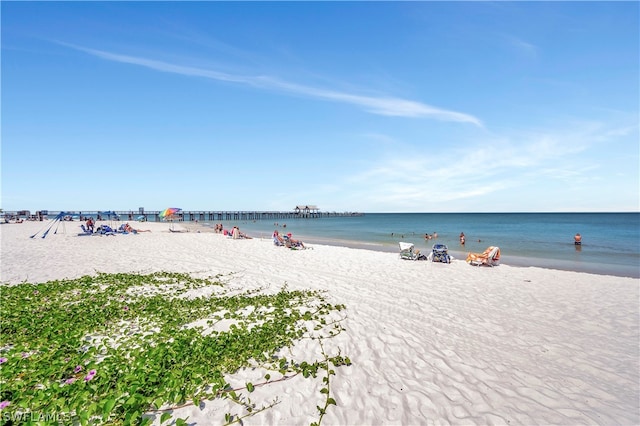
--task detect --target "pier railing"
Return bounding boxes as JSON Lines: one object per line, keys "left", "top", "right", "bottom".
{"left": 5, "top": 210, "right": 364, "bottom": 222}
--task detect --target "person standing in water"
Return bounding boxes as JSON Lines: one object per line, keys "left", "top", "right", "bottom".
{"left": 574, "top": 233, "right": 582, "bottom": 245}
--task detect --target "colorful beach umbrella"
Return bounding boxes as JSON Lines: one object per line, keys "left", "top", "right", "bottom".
{"left": 159, "top": 207, "right": 182, "bottom": 219}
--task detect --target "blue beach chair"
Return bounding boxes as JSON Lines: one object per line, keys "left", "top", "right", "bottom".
{"left": 78, "top": 224, "right": 93, "bottom": 236}
{"left": 96, "top": 225, "right": 116, "bottom": 236}
{"left": 428, "top": 244, "right": 451, "bottom": 263}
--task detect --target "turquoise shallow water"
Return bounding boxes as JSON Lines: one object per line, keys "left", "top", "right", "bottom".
{"left": 203, "top": 213, "right": 639, "bottom": 278}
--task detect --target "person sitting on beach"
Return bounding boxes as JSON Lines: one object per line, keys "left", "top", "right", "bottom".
{"left": 273, "top": 230, "right": 286, "bottom": 246}
{"left": 466, "top": 246, "right": 501, "bottom": 266}
{"left": 574, "top": 233, "right": 582, "bottom": 245}
{"left": 86, "top": 218, "right": 95, "bottom": 232}
{"left": 285, "top": 233, "right": 305, "bottom": 249}
{"left": 230, "top": 226, "right": 252, "bottom": 239}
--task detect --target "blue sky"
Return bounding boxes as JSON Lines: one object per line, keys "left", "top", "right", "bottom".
{"left": 2, "top": 2, "right": 638, "bottom": 213}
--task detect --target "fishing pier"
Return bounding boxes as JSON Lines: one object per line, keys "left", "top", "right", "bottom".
{"left": 5, "top": 206, "right": 363, "bottom": 223}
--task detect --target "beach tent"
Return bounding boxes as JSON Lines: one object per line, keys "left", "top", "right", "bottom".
{"left": 30, "top": 212, "right": 67, "bottom": 239}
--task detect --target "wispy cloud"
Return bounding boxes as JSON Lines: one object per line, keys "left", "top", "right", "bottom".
{"left": 501, "top": 34, "right": 538, "bottom": 59}
{"left": 337, "top": 120, "right": 627, "bottom": 210}
{"left": 59, "top": 42, "right": 482, "bottom": 126}
{"left": 509, "top": 37, "right": 538, "bottom": 57}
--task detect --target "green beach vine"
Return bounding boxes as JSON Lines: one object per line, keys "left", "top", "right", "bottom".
{"left": 0, "top": 272, "right": 350, "bottom": 425}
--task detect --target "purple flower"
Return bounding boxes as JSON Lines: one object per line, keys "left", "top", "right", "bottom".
{"left": 0, "top": 401, "right": 10, "bottom": 409}
{"left": 65, "top": 378, "right": 76, "bottom": 385}
{"left": 0, "top": 357, "right": 7, "bottom": 364}
{"left": 21, "top": 352, "right": 29, "bottom": 358}
{"left": 84, "top": 369, "right": 97, "bottom": 381}
{"left": 74, "top": 365, "right": 82, "bottom": 373}
{"left": 123, "top": 306, "right": 129, "bottom": 311}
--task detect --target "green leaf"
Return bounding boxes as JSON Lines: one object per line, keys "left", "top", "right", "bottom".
{"left": 160, "top": 412, "right": 172, "bottom": 424}
{"left": 0, "top": 272, "right": 350, "bottom": 426}
{"left": 125, "top": 394, "right": 138, "bottom": 406}
{"left": 102, "top": 397, "right": 116, "bottom": 420}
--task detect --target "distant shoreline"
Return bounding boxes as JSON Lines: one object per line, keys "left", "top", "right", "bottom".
{"left": 187, "top": 223, "right": 640, "bottom": 279}
{"left": 5, "top": 213, "right": 638, "bottom": 279}
{"left": 290, "top": 236, "right": 640, "bottom": 279}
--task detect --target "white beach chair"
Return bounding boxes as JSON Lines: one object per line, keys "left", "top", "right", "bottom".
{"left": 399, "top": 242, "right": 426, "bottom": 260}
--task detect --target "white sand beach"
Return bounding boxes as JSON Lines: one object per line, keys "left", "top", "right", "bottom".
{"left": 1, "top": 220, "right": 638, "bottom": 425}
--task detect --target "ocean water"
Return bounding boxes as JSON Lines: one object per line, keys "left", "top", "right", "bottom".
{"left": 207, "top": 213, "right": 640, "bottom": 278}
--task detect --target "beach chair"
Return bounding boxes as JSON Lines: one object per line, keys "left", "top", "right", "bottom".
{"left": 169, "top": 224, "right": 188, "bottom": 233}
{"left": 399, "top": 242, "right": 426, "bottom": 260}
{"left": 466, "top": 246, "right": 501, "bottom": 267}
{"left": 78, "top": 224, "right": 93, "bottom": 236}
{"left": 96, "top": 225, "right": 116, "bottom": 236}
{"left": 428, "top": 244, "right": 451, "bottom": 263}
{"left": 283, "top": 235, "right": 306, "bottom": 249}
